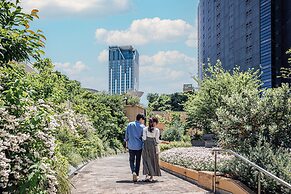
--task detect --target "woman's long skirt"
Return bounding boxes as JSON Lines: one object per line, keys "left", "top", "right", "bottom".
{"left": 142, "top": 137, "right": 161, "bottom": 176}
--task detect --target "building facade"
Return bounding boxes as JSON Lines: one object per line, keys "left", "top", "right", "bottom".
{"left": 108, "top": 46, "right": 139, "bottom": 94}
{"left": 198, "top": 0, "right": 291, "bottom": 88}
{"left": 183, "top": 84, "right": 194, "bottom": 92}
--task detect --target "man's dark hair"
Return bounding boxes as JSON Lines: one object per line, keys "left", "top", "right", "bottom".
{"left": 136, "top": 113, "right": 145, "bottom": 121}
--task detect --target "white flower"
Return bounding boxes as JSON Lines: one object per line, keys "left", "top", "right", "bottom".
{"left": 38, "top": 99, "right": 45, "bottom": 104}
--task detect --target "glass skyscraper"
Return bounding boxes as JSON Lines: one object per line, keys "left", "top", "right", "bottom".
{"left": 108, "top": 46, "right": 139, "bottom": 94}
{"left": 198, "top": 0, "right": 291, "bottom": 88}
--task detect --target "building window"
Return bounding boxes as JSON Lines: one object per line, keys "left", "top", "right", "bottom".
{"left": 216, "top": 3, "right": 221, "bottom": 11}
{"left": 246, "top": 21, "right": 252, "bottom": 29}
{"left": 246, "top": 33, "right": 252, "bottom": 42}
{"left": 246, "top": 9, "right": 252, "bottom": 17}
{"left": 246, "top": 57, "right": 253, "bottom": 64}
{"left": 246, "top": 45, "right": 253, "bottom": 53}
{"left": 216, "top": 33, "right": 221, "bottom": 41}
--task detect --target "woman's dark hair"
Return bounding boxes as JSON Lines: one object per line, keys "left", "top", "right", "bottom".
{"left": 148, "top": 117, "right": 159, "bottom": 132}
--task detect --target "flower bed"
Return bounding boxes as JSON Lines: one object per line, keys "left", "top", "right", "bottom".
{"left": 160, "top": 147, "right": 232, "bottom": 171}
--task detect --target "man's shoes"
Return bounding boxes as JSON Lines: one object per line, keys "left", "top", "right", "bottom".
{"left": 132, "top": 172, "right": 137, "bottom": 182}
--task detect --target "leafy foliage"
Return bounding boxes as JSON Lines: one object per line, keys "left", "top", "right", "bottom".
{"left": 161, "top": 113, "right": 189, "bottom": 142}
{"left": 0, "top": 1, "right": 128, "bottom": 192}
{"left": 0, "top": 0, "right": 45, "bottom": 64}
{"left": 147, "top": 92, "right": 188, "bottom": 111}
{"left": 0, "top": 59, "right": 128, "bottom": 194}
{"left": 0, "top": 64, "right": 57, "bottom": 193}
{"left": 279, "top": 48, "right": 291, "bottom": 80}
{"left": 221, "top": 142, "right": 291, "bottom": 194}
{"left": 212, "top": 84, "right": 290, "bottom": 151}
{"left": 185, "top": 61, "right": 260, "bottom": 134}
{"left": 159, "top": 141, "right": 191, "bottom": 152}
{"left": 123, "top": 93, "right": 140, "bottom": 105}
{"left": 185, "top": 61, "right": 290, "bottom": 192}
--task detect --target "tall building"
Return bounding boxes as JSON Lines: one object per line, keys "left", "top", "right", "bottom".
{"left": 198, "top": 0, "right": 291, "bottom": 88}
{"left": 108, "top": 46, "right": 139, "bottom": 94}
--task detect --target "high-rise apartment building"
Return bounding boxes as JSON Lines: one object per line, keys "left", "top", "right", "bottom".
{"left": 108, "top": 46, "right": 139, "bottom": 94}
{"left": 198, "top": 0, "right": 291, "bottom": 88}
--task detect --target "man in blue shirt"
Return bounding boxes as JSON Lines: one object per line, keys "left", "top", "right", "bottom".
{"left": 124, "top": 113, "right": 145, "bottom": 182}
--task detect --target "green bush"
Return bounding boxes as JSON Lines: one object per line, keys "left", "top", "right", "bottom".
{"left": 211, "top": 84, "right": 291, "bottom": 193}
{"left": 181, "top": 134, "right": 191, "bottom": 142}
{"left": 0, "top": 0, "right": 45, "bottom": 64}
{"left": 212, "top": 84, "right": 290, "bottom": 151}
{"left": 185, "top": 61, "right": 260, "bottom": 134}
{"left": 161, "top": 112, "right": 190, "bottom": 142}
{"left": 0, "top": 1, "right": 128, "bottom": 193}
{"left": 54, "top": 144, "right": 70, "bottom": 194}
{"left": 162, "top": 127, "right": 182, "bottom": 141}
{"left": 221, "top": 142, "right": 291, "bottom": 194}
{"left": 185, "top": 62, "right": 290, "bottom": 193}
{"left": 147, "top": 92, "right": 188, "bottom": 111}
{"left": 0, "top": 64, "right": 58, "bottom": 193}
{"left": 160, "top": 141, "right": 192, "bottom": 152}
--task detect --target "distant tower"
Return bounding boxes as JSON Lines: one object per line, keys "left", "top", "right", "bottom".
{"left": 108, "top": 46, "right": 139, "bottom": 94}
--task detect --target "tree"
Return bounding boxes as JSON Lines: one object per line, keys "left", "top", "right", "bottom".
{"left": 280, "top": 48, "right": 291, "bottom": 80}
{"left": 185, "top": 61, "right": 261, "bottom": 133}
{"left": 170, "top": 92, "right": 188, "bottom": 111}
{"left": 0, "top": 0, "right": 45, "bottom": 64}
{"left": 147, "top": 92, "right": 188, "bottom": 111}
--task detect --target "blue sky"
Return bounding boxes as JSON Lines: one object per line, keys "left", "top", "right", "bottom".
{"left": 23, "top": 0, "right": 199, "bottom": 104}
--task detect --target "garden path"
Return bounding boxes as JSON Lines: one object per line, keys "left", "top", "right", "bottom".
{"left": 70, "top": 154, "right": 209, "bottom": 194}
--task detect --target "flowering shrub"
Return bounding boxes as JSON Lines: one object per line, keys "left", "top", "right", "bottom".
{"left": 0, "top": 1, "right": 128, "bottom": 193}
{"left": 54, "top": 107, "right": 115, "bottom": 167}
{"left": 160, "top": 147, "right": 232, "bottom": 171}
{"left": 0, "top": 94, "right": 58, "bottom": 193}
{"left": 0, "top": 62, "right": 127, "bottom": 193}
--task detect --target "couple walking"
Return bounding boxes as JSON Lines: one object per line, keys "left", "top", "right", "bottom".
{"left": 124, "top": 113, "right": 161, "bottom": 182}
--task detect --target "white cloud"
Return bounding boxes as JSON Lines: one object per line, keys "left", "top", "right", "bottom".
{"left": 139, "top": 51, "right": 197, "bottom": 94}
{"left": 98, "top": 49, "right": 108, "bottom": 64}
{"left": 95, "top": 17, "right": 197, "bottom": 47}
{"left": 140, "top": 50, "right": 195, "bottom": 68}
{"left": 186, "top": 31, "right": 197, "bottom": 48}
{"left": 80, "top": 76, "right": 107, "bottom": 91}
{"left": 53, "top": 61, "right": 107, "bottom": 90}
{"left": 185, "top": 17, "right": 198, "bottom": 48}
{"left": 22, "top": 0, "right": 131, "bottom": 17}
{"left": 54, "top": 61, "right": 87, "bottom": 76}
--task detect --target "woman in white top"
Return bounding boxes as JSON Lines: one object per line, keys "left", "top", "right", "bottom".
{"left": 142, "top": 117, "right": 161, "bottom": 182}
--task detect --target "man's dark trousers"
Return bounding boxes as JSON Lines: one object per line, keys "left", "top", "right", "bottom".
{"left": 129, "top": 149, "right": 142, "bottom": 176}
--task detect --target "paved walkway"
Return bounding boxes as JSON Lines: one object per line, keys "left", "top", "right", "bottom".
{"left": 70, "top": 154, "right": 208, "bottom": 194}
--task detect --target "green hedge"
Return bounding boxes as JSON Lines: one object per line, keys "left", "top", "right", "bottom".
{"left": 160, "top": 141, "right": 192, "bottom": 152}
